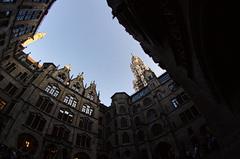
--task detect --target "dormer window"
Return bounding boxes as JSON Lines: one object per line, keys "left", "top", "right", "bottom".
{"left": 45, "top": 84, "right": 60, "bottom": 97}
{"left": 56, "top": 73, "right": 66, "bottom": 83}
{"left": 72, "top": 83, "right": 81, "bottom": 93}
{"left": 63, "top": 95, "right": 77, "bottom": 108}
{"left": 87, "top": 92, "right": 94, "bottom": 100}
{"left": 82, "top": 104, "right": 93, "bottom": 116}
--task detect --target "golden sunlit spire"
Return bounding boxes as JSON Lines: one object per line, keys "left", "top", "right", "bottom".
{"left": 130, "top": 55, "right": 156, "bottom": 91}
{"left": 22, "top": 32, "right": 47, "bottom": 47}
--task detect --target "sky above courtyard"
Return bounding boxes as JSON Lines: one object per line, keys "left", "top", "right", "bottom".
{"left": 25, "top": 0, "right": 165, "bottom": 106}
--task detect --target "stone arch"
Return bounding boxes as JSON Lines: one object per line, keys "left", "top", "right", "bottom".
{"left": 153, "top": 142, "right": 174, "bottom": 159}
{"left": 73, "top": 152, "right": 91, "bottom": 159}
{"left": 17, "top": 133, "right": 38, "bottom": 154}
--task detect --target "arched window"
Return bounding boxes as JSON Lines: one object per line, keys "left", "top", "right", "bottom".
{"left": 82, "top": 104, "right": 93, "bottom": 115}
{"left": 136, "top": 130, "right": 145, "bottom": 141}
{"left": 45, "top": 84, "right": 60, "bottom": 97}
{"left": 120, "top": 117, "right": 128, "bottom": 128}
{"left": 122, "top": 132, "right": 130, "bottom": 143}
{"left": 25, "top": 112, "right": 46, "bottom": 132}
{"left": 76, "top": 134, "right": 91, "bottom": 148}
{"left": 151, "top": 124, "right": 163, "bottom": 136}
{"left": 35, "top": 96, "right": 54, "bottom": 113}
{"left": 134, "top": 116, "right": 141, "bottom": 126}
{"left": 64, "top": 95, "right": 77, "bottom": 107}
{"left": 51, "top": 125, "right": 70, "bottom": 141}
{"left": 79, "top": 117, "right": 92, "bottom": 131}
{"left": 143, "top": 97, "right": 152, "bottom": 106}
{"left": 57, "top": 108, "right": 74, "bottom": 123}
{"left": 119, "top": 106, "right": 126, "bottom": 114}
{"left": 147, "top": 109, "right": 158, "bottom": 121}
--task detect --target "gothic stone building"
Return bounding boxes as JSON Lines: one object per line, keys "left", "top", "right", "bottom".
{"left": 106, "top": 1, "right": 240, "bottom": 158}
{"left": 0, "top": 51, "right": 208, "bottom": 159}
{"left": 0, "top": 51, "right": 106, "bottom": 159}
{"left": 0, "top": 1, "right": 214, "bottom": 159}
{"left": 0, "top": 0, "right": 55, "bottom": 58}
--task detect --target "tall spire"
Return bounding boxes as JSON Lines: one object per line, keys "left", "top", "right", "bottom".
{"left": 130, "top": 55, "right": 156, "bottom": 91}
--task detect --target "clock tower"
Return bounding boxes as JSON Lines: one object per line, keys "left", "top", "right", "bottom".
{"left": 130, "top": 55, "right": 156, "bottom": 91}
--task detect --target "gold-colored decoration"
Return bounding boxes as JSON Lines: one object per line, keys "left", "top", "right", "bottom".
{"left": 22, "top": 32, "right": 46, "bottom": 47}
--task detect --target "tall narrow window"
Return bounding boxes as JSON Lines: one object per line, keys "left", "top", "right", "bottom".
{"left": 5, "top": 63, "right": 16, "bottom": 73}
{"left": 45, "top": 84, "right": 60, "bottom": 97}
{"left": 81, "top": 104, "right": 93, "bottom": 116}
{"left": 76, "top": 134, "right": 91, "bottom": 148}
{"left": 51, "top": 126, "right": 70, "bottom": 141}
{"left": 35, "top": 96, "right": 54, "bottom": 113}
{"left": 63, "top": 95, "right": 77, "bottom": 107}
{"left": 79, "top": 117, "right": 92, "bottom": 131}
{"left": 57, "top": 108, "right": 74, "bottom": 123}
{"left": 4, "top": 83, "right": 18, "bottom": 96}
{"left": 25, "top": 113, "right": 46, "bottom": 132}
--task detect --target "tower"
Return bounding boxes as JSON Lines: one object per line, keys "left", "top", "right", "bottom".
{"left": 130, "top": 55, "right": 156, "bottom": 91}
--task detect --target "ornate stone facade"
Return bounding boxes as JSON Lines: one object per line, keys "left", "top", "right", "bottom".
{"left": 0, "top": 0, "right": 224, "bottom": 159}
{"left": 0, "top": 50, "right": 210, "bottom": 159}
{"left": 106, "top": 0, "right": 240, "bottom": 158}
{"left": 130, "top": 55, "right": 156, "bottom": 91}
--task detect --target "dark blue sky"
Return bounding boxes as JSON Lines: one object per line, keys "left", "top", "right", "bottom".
{"left": 26, "top": 0, "right": 165, "bottom": 105}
